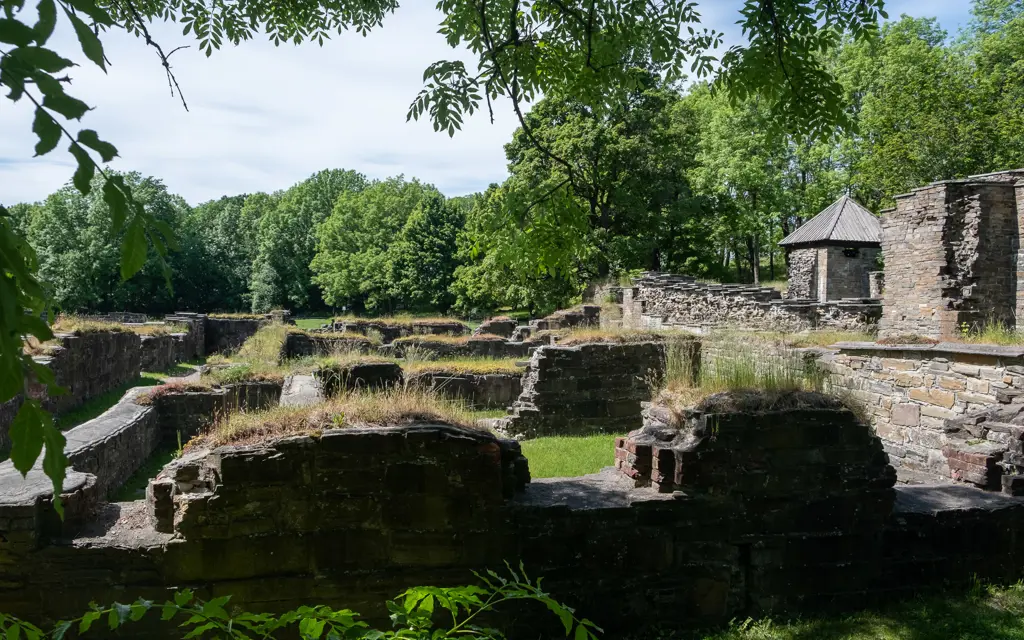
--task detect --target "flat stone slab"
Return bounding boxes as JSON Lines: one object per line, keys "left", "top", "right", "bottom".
{"left": 894, "top": 484, "right": 1024, "bottom": 515}
{"left": 63, "top": 387, "right": 152, "bottom": 455}
{"left": 0, "top": 460, "right": 91, "bottom": 507}
{"left": 280, "top": 375, "right": 323, "bottom": 407}
{"left": 834, "top": 341, "right": 1024, "bottom": 359}
{"left": 515, "top": 467, "right": 676, "bottom": 510}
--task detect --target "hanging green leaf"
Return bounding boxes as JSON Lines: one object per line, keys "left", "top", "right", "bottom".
{"left": 33, "top": 0, "right": 56, "bottom": 44}
{"left": 42, "top": 93, "right": 90, "bottom": 120}
{"left": 31, "top": 108, "right": 61, "bottom": 156}
{"left": 8, "top": 400, "right": 43, "bottom": 476}
{"left": 9, "top": 46, "right": 74, "bottom": 73}
{"left": 77, "top": 129, "right": 118, "bottom": 162}
{"left": 68, "top": 142, "right": 96, "bottom": 194}
{"left": 120, "top": 216, "right": 148, "bottom": 279}
{"left": 0, "top": 17, "right": 36, "bottom": 46}
{"left": 63, "top": 8, "right": 107, "bottom": 71}
{"left": 41, "top": 419, "right": 66, "bottom": 519}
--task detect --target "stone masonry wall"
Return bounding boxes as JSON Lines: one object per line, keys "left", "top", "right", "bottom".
{"left": 28, "top": 331, "right": 141, "bottom": 416}
{"left": 3, "top": 403, "right": 1024, "bottom": 634}
{"left": 406, "top": 372, "right": 523, "bottom": 409}
{"left": 497, "top": 341, "right": 687, "bottom": 439}
{"left": 284, "top": 332, "right": 374, "bottom": 358}
{"left": 639, "top": 283, "right": 879, "bottom": 333}
{"left": 821, "top": 246, "right": 880, "bottom": 302}
{"left": 880, "top": 180, "right": 1020, "bottom": 339}
{"left": 820, "top": 342, "right": 1024, "bottom": 484}
{"left": 140, "top": 334, "right": 177, "bottom": 372}
{"left": 0, "top": 394, "right": 23, "bottom": 452}
{"left": 785, "top": 247, "right": 817, "bottom": 300}
{"left": 204, "top": 317, "right": 267, "bottom": 354}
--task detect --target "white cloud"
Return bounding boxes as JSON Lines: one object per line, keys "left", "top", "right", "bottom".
{"left": 0, "top": 1, "right": 974, "bottom": 206}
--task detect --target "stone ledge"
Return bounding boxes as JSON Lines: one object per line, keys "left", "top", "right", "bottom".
{"left": 833, "top": 341, "right": 1024, "bottom": 359}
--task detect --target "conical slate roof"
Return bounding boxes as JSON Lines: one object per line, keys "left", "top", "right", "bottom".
{"left": 779, "top": 195, "right": 881, "bottom": 247}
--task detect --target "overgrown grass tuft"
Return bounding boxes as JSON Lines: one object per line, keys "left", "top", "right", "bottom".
{"left": 236, "top": 323, "right": 289, "bottom": 365}
{"left": 392, "top": 334, "right": 505, "bottom": 345}
{"left": 521, "top": 435, "right": 617, "bottom": 478}
{"left": 558, "top": 328, "right": 688, "bottom": 346}
{"left": 49, "top": 315, "right": 135, "bottom": 335}
{"left": 958, "top": 320, "right": 1024, "bottom": 346}
{"left": 193, "top": 387, "right": 479, "bottom": 448}
{"left": 404, "top": 358, "right": 523, "bottom": 376}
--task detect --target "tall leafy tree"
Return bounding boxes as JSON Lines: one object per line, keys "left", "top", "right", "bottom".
{"left": 388, "top": 193, "right": 465, "bottom": 312}
{"left": 311, "top": 176, "right": 439, "bottom": 313}
{"left": 249, "top": 169, "right": 366, "bottom": 312}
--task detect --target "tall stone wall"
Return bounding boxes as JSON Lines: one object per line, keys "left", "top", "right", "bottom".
{"left": 497, "top": 341, "right": 684, "bottom": 439}
{"left": 0, "top": 395, "right": 22, "bottom": 452}
{"left": 785, "top": 247, "right": 817, "bottom": 299}
{"left": 284, "top": 332, "right": 374, "bottom": 358}
{"left": 880, "top": 178, "right": 1021, "bottom": 339}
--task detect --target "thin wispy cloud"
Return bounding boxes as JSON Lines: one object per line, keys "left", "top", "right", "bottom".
{"left": 0, "top": 1, "right": 973, "bottom": 206}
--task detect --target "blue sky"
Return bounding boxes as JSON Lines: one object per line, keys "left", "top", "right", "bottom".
{"left": 0, "top": 1, "right": 976, "bottom": 206}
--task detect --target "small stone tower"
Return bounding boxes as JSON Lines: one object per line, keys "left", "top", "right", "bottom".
{"left": 780, "top": 195, "right": 882, "bottom": 302}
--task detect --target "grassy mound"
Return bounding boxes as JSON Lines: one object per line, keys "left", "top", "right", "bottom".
{"left": 192, "top": 388, "right": 479, "bottom": 448}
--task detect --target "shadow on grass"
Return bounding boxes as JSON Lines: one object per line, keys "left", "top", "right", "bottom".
{"left": 639, "top": 583, "right": 1024, "bottom": 640}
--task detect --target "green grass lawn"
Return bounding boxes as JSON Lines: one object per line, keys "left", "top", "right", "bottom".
{"left": 628, "top": 583, "right": 1024, "bottom": 640}
{"left": 520, "top": 434, "right": 617, "bottom": 478}
{"left": 294, "top": 317, "right": 331, "bottom": 330}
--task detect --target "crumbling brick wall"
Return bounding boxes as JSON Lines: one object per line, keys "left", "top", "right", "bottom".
{"left": 785, "top": 247, "right": 817, "bottom": 299}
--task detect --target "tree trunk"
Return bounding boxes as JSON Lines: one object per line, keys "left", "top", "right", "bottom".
{"left": 746, "top": 235, "right": 760, "bottom": 285}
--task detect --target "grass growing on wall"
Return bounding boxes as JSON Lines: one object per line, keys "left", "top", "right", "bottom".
{"left": 193, "top": 387, "right": 479, "bottom": 448}
{"left": 631, "top": 582, "right": 1024, "bottom": 640}
{"left": 520, "top": 435, "right": 617, "bottom": 478}
{"left": 235, "top": 323, "right": 289, "bottom": 365}
{"left": 404, "top": 358, "right": 524, "bottom": 375}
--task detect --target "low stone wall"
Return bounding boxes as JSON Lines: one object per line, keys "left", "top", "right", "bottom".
{"left": 151, "top": 382, "right": 283, "bottom": 446}
{"left": 314, "top": 362, "right": 404, "bottom": 396}
{"left": 284, "top": 332, "right": 374, "bottom": 358}
{"left": 204, "top": 317, "right": 267, "bottom": 354}
{"left": 473, "top": 317, "right": 518, "bottom": 338}
{"left": 497, "top": 341, "right": 682, "bottom": 439}
{"left": 28, "top": 330, "right": 142, "bottom": 416}
{"left": 139, "top": 334, "right": 177, "bottom": 372}
{"left": 382, "top": 337, "right": 530, "bottom": 359}
{"left": 820, "top": 342, "right": 1024, "bottom": 486}
{"left": 407, "top": 371, "right": 523, "bottom": 409}
{"left": 328, "top": 319, "right": 469, "bottom": 344}
{"left": 531, "top": 305, "right": 600, "bottom": 331}
{"left": 4, "top": 395, "right": 1024, "bottom": 634}
{"left": 165, "top": 313, "right": 207, "bottom": 360}
{"left": 624, "top": 271, "right": 881, "bottom": 333}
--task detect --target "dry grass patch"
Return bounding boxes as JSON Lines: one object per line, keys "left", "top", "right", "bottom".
{"left": 393, "top": 333, "right": 505, "bottom": 345}
{"left": 786, "top": 329, "right": 876, "bottom": 348}
{"left": 202, "top": 364, "right": 286, "bottom": 386}
{"left": 877, "top": 334, "right": 940, "bottom": 345}
{"left": 127, "top": 322, "right": 189, "bottom": 336}
{"left": 136, "top": 380, "right": 214, "bottom": 405}
{"left": 193, "top": 387, "right": 479, "bottom": 448}
{"left": 236, "top": 323, "right": 289, "bottom": 365}
{"left": 50, "top": 315, "right": 134, "bottom": 335}
{"left": 404, "top": 358, "right": 523, "bottom": 376}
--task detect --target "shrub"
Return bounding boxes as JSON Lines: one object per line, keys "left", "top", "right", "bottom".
{"left": 0, "top": 565, "right": 600, "bottom": 639}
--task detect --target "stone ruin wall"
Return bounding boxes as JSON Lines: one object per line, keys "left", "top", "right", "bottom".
{"left": 820, "top": 343, "right": 1024, "bottom": 490}
{"left": 785, "top": 247, "right": 817, "bottom": 299}
{"left": 819, "top": 245, "right": 881, "bottom": 302}
{"left": 406, "top": 372, "right": 523, "bottom": 409}
{"left": 497, "top": 341, "right": 691, "bottom": 439}
{"left": 879, "top": 177, "right": 1021, "bottom": 339}
{"left": 625, "top": 274, "right": 880, "bottom": 334}
{"left": 204, "top": 317, "right": 268, "bottom": 353}
{"left": 4, "top": 395, "right": 1024, "bottom": 635}
{"left": 786, "top": 246, "right": 880, "bottom": 302}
